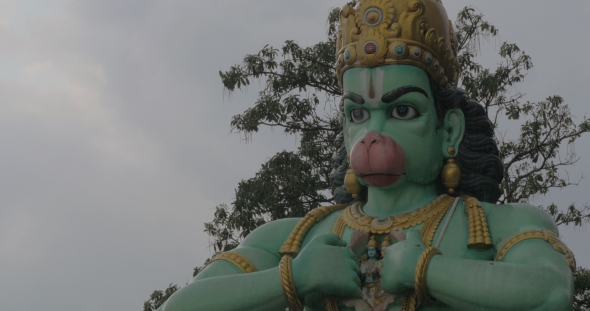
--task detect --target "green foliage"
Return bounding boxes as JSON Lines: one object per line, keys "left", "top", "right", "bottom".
{"left": 575, "top": 267, "right": 590, "bottom": 310}
{"left": 455, "top": 8, "right": 590, "bottom": 225}
{"left": 209, "top": 6, "right": 349, "bottom": 254}
{"left": 143, "top": 284, "right": 179, "bottom": 311}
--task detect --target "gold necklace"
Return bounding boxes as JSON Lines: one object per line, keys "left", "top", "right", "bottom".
{"left": 335, "top": 195, "right": 454, "bottom": 235}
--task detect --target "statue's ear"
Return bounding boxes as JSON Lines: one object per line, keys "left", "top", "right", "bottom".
{"left": 441, "top": 108, "right": 465, "bottom": 157}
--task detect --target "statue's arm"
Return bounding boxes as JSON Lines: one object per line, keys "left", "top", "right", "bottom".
{"left": 425, "top": 204, "right": 573, "bottom": 311}
{"left": 158, "top": 218, "right": 301, "bottom": 311}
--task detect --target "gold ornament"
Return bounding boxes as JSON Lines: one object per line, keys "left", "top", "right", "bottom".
{"left": 367, "top": 234, "right": 378, "bottom": 249}
{"left": 339, "top": 195, "right": 454, "bottom": 234}
{"left": 280, "top": 205, "right": 348, "bottom": 256}
{"left": 496, "top": 230, "right": 576, "bottom": 272}
{"left": 463, "top": 196, "right": 493, "bottom": 251}
{"left": 381, "top": 236, "right": 391, "bottom": 251}
{"left": 344, "top": 156, "right": 363, "bottom": 199}
{"left": 207, "top": 252, "right": 258, "bottom": 274}
{"left": 332, "top": 214, "right": 348, "bottom": 238}
{"left": 441, "top": 146, "right": 461, "bottom": 195}
{"left": 336, "top": 0, "right": 459, "bottom": 88}
{"left": 414, "top": 246, "right": 442, "bottom": 306}
{"left": 401, "top": 293, "right": 418, "bottom": 311}
{"left": 419, "top": 198, "right": 452, "bottom": 247}
{"left": 324, "top": 299, "right": 339, "bottom": 311}
{"left": 279, "top": 255, "right": 304, "bottom": 311}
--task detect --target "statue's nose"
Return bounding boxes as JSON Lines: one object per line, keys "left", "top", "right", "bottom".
{"left": 360, "top": 131, "right": 382, "bottom": 151}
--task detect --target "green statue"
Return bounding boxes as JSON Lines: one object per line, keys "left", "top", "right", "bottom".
{"left": 159, "top": 0, "right": 575, "bottom": 310}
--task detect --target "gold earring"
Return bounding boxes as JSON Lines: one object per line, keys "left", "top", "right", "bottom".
{"left": 442, "top": 147, "right": 461, "bottom": 195}
{"left": 344, "top": 155, "right": 362, "bottom": 199}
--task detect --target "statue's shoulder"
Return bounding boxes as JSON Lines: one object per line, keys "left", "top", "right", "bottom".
{"left": 481, "top": 201, "right": 559, "bottom": 243}
{"left": 240, "top": 217, "right": 303, "bottom": 254}
{"left": 237, "top": 204, "right": 348, "bottom": 257}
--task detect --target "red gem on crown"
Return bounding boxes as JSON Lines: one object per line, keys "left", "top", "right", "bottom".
{"left": 365, "top": 43, "right": 377, "bottom": 55}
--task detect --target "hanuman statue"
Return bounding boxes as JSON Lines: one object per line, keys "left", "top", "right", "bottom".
{"left": 159, "top": 0, "right": 575, "bottom": 310}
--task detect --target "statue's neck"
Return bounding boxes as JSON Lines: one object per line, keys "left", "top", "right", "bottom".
{"left": 361, "top": 182, "right": 439, "bottom": 217}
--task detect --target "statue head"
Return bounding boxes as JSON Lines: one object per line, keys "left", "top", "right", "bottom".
{"left": 331, "top": 0, "right": 503, "bottom": 203}
{"left": 367, "top": 246, "right": 378, "bottom": 259}
{"left": 366, "top": 235, "right": 380, "bottom": 259}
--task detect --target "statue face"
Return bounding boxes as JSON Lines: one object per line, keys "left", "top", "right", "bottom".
{"left": 367, "top": 246, "right": 377, "bottom": 259}
{"left": 342, "top": 65, "right": 445, "bottom": 189}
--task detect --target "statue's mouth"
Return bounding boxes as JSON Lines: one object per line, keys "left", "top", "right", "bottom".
{"left": 360, "top": 173, "right": 406, "bottom": 187}
{"left": 351, "top": 131, "right": 407, "bottom": 188}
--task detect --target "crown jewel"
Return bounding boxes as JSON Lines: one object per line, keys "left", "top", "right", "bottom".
{"left": 336, "top": 0, "right": 459, "bottom": 88}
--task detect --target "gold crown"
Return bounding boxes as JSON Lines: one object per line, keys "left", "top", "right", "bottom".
{"left": 336, "top": 0, "right": 459, "bottom": 88}
{"left": 367, "top": 235, "right": 378, "bottom": 249}
{"left": 381, "top": 236, "right": 391, "bottom": 250}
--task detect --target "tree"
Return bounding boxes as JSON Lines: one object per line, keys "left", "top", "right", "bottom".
{"left": 575, "top": 267, "right": 590, "bottom": 311}
{"left": 146, "top": 3, "right": 590, "bottom": 310}
{"left": 143, "top": 284, "right": 179, "bottom": 311}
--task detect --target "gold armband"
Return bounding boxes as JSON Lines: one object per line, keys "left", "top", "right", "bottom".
{"left": 495, "top": 230, "right": 576, "bottom": 272}
{"left": 208, "top": 251, "right": 257, "bottom": 274}
{"left": 415, "top": 246, "right": 442, "bottom": 306}
{"left": 279, "top": 255, "right": 304, "bottom": 311}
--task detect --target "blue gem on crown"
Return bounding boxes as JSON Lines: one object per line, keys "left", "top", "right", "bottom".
{"left": 394, "top": 45, "right": 405, "bottom": 56}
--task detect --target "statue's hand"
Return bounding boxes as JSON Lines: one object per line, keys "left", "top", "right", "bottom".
{"left": 292, "top": 233, "right": 362, "bottom": 301}
{"left": 381, "top": 229, "right": 424, "bottom": 295}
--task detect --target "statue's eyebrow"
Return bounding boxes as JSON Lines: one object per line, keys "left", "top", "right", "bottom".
{"left": 343, "top": 92, "right": 365, "bottom": 105}
{"left": 382, "top": 86, "right": 428, "bottom": 103}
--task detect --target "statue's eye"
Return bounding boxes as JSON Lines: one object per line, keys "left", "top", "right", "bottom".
{"left": 391, "top": 105, "right": 418, "bottom": 120}
{"left": 350, "top": 108, "right": 370, "bottom": 123}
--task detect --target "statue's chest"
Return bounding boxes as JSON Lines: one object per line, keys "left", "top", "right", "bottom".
{"left": 294, "top": 199, "right": 495, "bottom": 311}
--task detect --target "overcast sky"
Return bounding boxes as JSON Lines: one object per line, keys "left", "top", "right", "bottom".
{"left": 0, "top": 1, "right": 588, "bottom": 310}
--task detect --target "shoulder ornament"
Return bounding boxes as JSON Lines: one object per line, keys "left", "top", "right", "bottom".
{"left": 463, "top": 196, "right": 493, "bottom": 251}
{"left": 495, "top": 229, "right": 576, "bottom": 272}
{"left": 208, "top": 251, "right": 258, "bottom": 274}
{"left": 279, "top": 205, "right": 348, "bottom": 256}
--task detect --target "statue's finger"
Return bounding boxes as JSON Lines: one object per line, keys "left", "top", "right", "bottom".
{"left": 349, "top": 230, "right": 370, "bottom": 251}
{"left": 313, "top": 233, "right": 346, "bottom": 247}
{"left": 349, "top": 257, "right": 361, "bottom": 275}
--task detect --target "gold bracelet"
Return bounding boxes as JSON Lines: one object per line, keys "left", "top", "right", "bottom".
{"left": 415, "top": 246, "right": 441, "bottom": 306}
{"left": 279, "top": 255, "right": 304, "bottom": 311}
